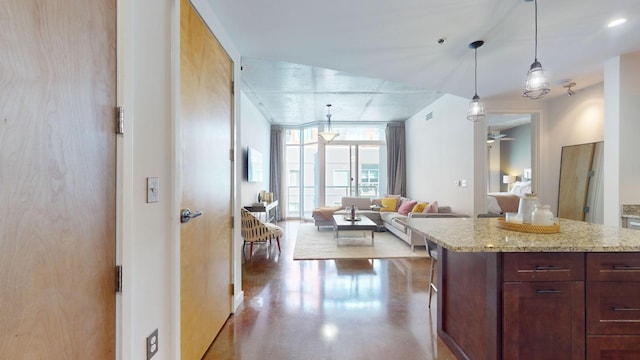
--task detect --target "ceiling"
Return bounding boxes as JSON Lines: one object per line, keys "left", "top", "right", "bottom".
{"left": 204, "top": 0, "right": 640, "bottom": 126}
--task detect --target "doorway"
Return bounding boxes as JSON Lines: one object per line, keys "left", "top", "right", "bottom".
{"left": 325, "top": 144, "right": 382, "bottom": 205}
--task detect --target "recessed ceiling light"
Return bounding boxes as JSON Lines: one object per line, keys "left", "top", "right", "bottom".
{"left": 608, "top": 18, "right": 627, "bottom": 28}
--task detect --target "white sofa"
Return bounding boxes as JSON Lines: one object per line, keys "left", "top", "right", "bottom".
{"left": 312, "top": 196, "right": 468, "bottom": 250}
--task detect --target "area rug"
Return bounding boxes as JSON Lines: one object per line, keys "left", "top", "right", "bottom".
{"left": 293, "top": 223, "right": 428, "bottom": 260}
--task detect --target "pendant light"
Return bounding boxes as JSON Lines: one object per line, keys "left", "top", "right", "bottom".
{"left": 523, "top": 0, "right": 550, "bottom": 99}
{"left": 318, "top": 104, "right": 339, "bottom": 142}
{"left": 467, "top": 40, "right": 485, "bottom": 122}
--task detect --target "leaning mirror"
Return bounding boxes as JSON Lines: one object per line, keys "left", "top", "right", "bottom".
{"left": 557, "top": 141, "right": 604, "bottom": 223}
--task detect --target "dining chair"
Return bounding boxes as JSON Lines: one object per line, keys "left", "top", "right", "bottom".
{"left": 426, "top": 237, "right": 438, "bottom": 308}
{"left": 240, "top": 208, "right": 284, "bottom": 259}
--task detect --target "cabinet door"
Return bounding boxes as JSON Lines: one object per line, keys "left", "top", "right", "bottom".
{"left": 587, "top": 336, "right": 640, "bottom": 360}
{"left": 503, "top": 282, "right": 585, "bottom": 360}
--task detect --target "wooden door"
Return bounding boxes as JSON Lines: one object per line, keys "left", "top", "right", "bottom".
{"left": 558, "top": 143, "right": 596, "bottom": 220}
{"left": 0, "top": 0, "right": 117, "bottom": 358}
{"left": 180, "top": 0, "right": 233, "bottom": 359}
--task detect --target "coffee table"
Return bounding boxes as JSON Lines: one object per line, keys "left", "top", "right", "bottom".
{"left": 332, "top": 214, "right": 377, "bottom": 246}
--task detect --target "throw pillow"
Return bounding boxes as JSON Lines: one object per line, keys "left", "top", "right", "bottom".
{"left": 398, "top": 200, "right": 417, "bottom": 215}
{"left": 398, "top": 196, "right": 410, "bottom": 211}
{"left": 384, "top": 194, "right": 401, "bottom": 209}
{"left": 412, "top": 202, "right": 428, "bottom": 213}
{"left": 380, "top": 197, "right": 398, "bottom": 212}
{"left": 424, "top": 200, "right": 439, "bottom": 213}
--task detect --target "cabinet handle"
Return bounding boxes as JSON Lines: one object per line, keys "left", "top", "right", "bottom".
{"left": 535, "top": 265, "right": 564, "bottom": 271}
{"left": 612, "top": 265, "right": 640, "bottom": 271}
{"left": 536, "top": 289, "right": 564, "bottom": 294}
{"left": 611, "top": 306, "right": 640, "bottom": 312}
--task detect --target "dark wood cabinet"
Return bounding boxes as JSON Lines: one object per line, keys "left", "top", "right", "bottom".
{"left": 503, "top": 282, "right": 585, "bottom": 360}
{"left": 502, "top": 253, "right": 585, "bottom": 360}
{"left": 587, "top": 336, "right": 640, "bottom": 359}
{"left": 438, "top": 250, "right": 640, "bottom": 360}
{"left": 586, "top": 253, "right": 640, "bottom": 360}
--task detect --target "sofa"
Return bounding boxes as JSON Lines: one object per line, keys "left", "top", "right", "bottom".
{"left": 312, "top": 196, "right": 468, "bottom": 250}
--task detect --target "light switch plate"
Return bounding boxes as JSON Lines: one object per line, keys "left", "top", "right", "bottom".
{"left": 147, "top": 177, "right": 159, "bottom": 203}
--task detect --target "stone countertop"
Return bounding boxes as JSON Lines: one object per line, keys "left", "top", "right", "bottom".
{"left": 622, "top": 204, "right": 640, "bottom": 218}
{"left": 405, "top": 217, "right": 640, "bottom": 253}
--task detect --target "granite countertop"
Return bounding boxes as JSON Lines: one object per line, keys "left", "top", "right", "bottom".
{"left": 405, "top": 217, "right": 640, "bottom": 253}
{"left": 622, "top": 204, "right": 640, "bottom": 219}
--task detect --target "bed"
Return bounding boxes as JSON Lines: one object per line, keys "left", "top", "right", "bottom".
{"left": 487, "top": 180, "right": 532, "bottom": 214}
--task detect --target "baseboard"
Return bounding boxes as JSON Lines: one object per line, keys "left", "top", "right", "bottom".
{"left": 233, "top": 290, "right": 244, "bottom": 312}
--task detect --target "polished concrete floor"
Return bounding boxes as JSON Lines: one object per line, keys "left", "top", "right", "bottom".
{"left": 204, "top": 220, "right": 456, "bottom": 359}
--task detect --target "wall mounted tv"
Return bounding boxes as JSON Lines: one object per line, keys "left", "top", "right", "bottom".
{"left": 247, "top": 147, "right": 264, "bottom": 183}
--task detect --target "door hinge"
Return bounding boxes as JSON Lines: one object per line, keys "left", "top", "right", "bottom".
{"left": 229, "top": 283, "right": 234, "bottom": 296}
{"left": 231, "top": 80, "right": 235, "bottom": 95}
{"left": 116, "top": 106, "right": 124, "bottom": 134}
{"left": 588, "top": 170, "right": 595, "bottom": 177}
{"left": 230, "top": 148, "right": 234, "bottom": 161}
{"left": 231, "top": 215, "right": 234, "bottom": 228}
{"left": 115, "top": 265, "right": 123, "bottom": 293}
{"left": 584, "top": 206, "right": 590, "bottom": 213}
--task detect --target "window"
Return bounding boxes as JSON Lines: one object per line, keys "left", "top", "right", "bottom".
{"left": 284, "top": 124, "right": 386, "bottom": 219}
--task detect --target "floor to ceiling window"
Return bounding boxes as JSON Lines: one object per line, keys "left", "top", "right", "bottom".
{"left": 284, "top": 124, "right": 386, "bottom": 219}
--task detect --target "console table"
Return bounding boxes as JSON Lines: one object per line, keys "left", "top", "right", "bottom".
{"left": 244, "top": 200, "right": 278, "bottom": 223}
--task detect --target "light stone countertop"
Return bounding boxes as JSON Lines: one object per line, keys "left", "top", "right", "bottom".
{"left": 622, "top": 204, "right": 640, "bottom": 219}
{"left": 405, "top": 217, "right": 640, "bottom": 253}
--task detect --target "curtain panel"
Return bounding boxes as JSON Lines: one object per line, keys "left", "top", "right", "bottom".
{"left": 270, "top": 126, "right": 284, "bottom": 221}
{"left": 386, "top": 122, "right": 406, "bottom": 196}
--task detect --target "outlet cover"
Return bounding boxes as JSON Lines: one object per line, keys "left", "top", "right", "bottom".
{"left": 147, "top": 329, "right": 158, "bottom": 359}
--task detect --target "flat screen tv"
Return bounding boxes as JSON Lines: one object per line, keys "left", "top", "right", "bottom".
{"left": 247, "top": 147, "right": 264, "bottom": 183}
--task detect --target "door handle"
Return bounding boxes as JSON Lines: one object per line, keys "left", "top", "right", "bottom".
{"left": 181, "top": 208, "right": 202, "bottom": 223}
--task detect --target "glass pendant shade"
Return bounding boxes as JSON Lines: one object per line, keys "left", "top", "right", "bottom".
{"left": 467, "top": 40, "right": 485, "bottom": 122}
{"left": 523, "top": 0, "right": 550, "bottom": 100}
{"left": 319, "top": 130, "right": 338, "bottom": 142}
{"left": 523, "top": 60, "right": 550, "bottom": 100}
{"left": 467, "top": 94, "right": 485, "bottom": 122}
{"left": 319, "top": 104, "right": 339, "bottom": 142}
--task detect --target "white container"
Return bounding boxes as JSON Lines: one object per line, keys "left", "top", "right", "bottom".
{"left": 532, "top": 204, "right": 554, "bottom": 226}
{"left": 517, "top": 193, "right": 539, "bottom": 224}
{"left": 505, "top": 212, "right": 523, "bottom": 224}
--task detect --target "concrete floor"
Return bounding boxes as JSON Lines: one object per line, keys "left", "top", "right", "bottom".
{"left": 204, "top": 220, "right": 456, "bottom": 360}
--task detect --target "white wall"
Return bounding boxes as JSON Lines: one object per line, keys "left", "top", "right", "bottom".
{"left": 405, "top": 94, "right": 476, "bottom": 215}
{"left": 120, "top": 0, "right": 243, "bottom": 359}
{"left": 617, "top": 52, "right": 640, "bottom": 205}
{"left": 604, "top": 51, "right": 640, "bottom": 225}
{"left": 119, "top": 1, "right": 174, "bottom": 359}
{"left": 240, "top": 90, "right": 272, "bottom": 206}
{"left": 538, "top": 83, "right": 605, "bottom": 216}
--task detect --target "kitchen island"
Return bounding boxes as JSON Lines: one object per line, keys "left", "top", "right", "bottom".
{"left": 405, "top": 217, "right": 640, "bottom": 360}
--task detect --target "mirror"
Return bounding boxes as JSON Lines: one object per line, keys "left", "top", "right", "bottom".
{"left": 484, "top": 114, "right": 534, "bottom": 215}
{"left": 557, "top": 141, "right": 604, "bottom": 223}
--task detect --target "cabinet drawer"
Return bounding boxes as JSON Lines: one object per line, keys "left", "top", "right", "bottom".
{"left": 587, "top": 282, "right": 640, "bottom": 335}
{"left": 503, "top": 253, "right": 584, "bottom": 282}
{"left": 587, "top": 253, "right": 640, "bottom": 281}
{"left": 587, "top": 335, "right": 640, "bottom": 360}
